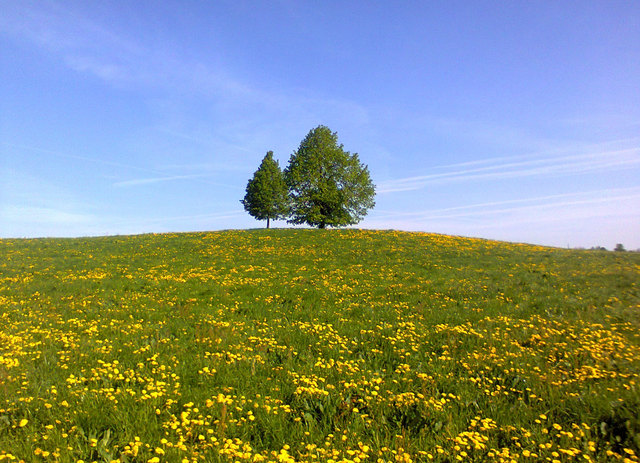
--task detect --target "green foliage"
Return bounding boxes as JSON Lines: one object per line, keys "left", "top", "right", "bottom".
{"left": 284, "top": 126, "right": 375, "bottom": 228}
{"left": 241, "top": 151, "right": 289, "bottom": 228}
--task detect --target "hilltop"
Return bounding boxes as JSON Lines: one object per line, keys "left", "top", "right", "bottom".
{"left": 1, "top": 229, "right": 639, "bottom": 462}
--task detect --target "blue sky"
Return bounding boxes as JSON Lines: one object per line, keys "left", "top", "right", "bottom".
{"left": 1, "top": 1, "right": 639, "bottom": 249}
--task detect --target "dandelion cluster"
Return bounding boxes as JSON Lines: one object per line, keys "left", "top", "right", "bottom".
{"left": 0, "top": 229, "right": 638, "bottom": 462}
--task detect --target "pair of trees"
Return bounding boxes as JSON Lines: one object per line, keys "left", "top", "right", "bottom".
{"left": 241, "top": 126, "right": 375, "bottom": 229}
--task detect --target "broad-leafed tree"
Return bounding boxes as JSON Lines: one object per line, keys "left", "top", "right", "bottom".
{"left": 284, "top": 126, "right": 375, "bottom": 228}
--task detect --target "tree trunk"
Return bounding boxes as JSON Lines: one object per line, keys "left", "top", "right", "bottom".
{"left": 319, "top": 222, "right": 326, "bottom": 229}
{"left": 267, "top": 217, "right": 270, "bottom": 229}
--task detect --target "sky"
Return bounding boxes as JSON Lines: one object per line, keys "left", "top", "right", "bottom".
{"left": 1, "top": 1, "right": 639, "bottom": 249}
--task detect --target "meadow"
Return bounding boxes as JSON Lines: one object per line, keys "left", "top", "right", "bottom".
{"left": 0, "top": 229, "right": 639, "bottom": 463}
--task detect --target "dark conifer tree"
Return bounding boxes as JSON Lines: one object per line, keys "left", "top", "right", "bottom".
{"left": 241, "top": 151, "right": 289, "bottom": 228}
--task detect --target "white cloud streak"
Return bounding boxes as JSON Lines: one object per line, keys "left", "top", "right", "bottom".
{"left": 432, "top": 136, "right": 640, "bottom": 170}
{"left": 156, "top": 128, "right": 254, "bottom": 155}
{"left": 1, "top": 142, "right": 237, "bottom": 190}
{"left": 0, "top": 2, "right": 242, "bottom": 95}
{"left": 139, "top": 211, "right": 246, "bottom": 224}
{"left": 1, "top": 205, "right": 94, "bottom": 225}
{"left": 367, "top": 187, "right": 640, "bottom": 228}
{"left": 2, "top": 141, "right": 156, "bottom": 174}
{"left": 363, "top": 187, "right": 640, "bottom": 248}
{"left": 112, "top": 174, "right": 210, "bottom": 188}
{"left": 0, "top": 1, "right": 372, "bottom": 128}
{"left": 378, "top": 147, "right": 640, "bottom": 193}
{"left": 373, "top": 187, "right": 640, "bottom": 219}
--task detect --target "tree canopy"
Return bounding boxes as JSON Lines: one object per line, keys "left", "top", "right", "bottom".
{"left": 240, "top": 151, "right": 289, "bottom": 228}
{"left": 284, "top": 126, "right": 375, "bottom": 228}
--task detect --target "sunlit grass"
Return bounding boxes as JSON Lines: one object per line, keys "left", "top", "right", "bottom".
{"left": 0, "top": 229, "right": 639, "bottom": 462}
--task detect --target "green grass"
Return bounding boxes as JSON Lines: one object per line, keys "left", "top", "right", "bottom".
{"left": 0, "top": 229, "right": 639, "bottom": 462}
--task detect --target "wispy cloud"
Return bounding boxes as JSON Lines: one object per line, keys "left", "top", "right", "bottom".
{"left": 433, "top": 136, "right": 640, "bottom": 170}
{"left": 93, "top": 210, "right": 249, "bottom": 237}
{"left": 366, "top": 188, "right": 640, "bottom": 236}
{"left": 64, "top": 55, "right": 128, "bottom": 82}
{"left": 113, "top": 174, "right": 210, "bottom": 188}
{"left": 112, "top": 175, "right": 236, "bottom": 189}
{"left": 0, "top": 168, "right": 98, "bottom": 237}
{"left": 367, "top": 187, "right": 640, "bottom": 229}
{"left": 2, "top": 2, "right": 373, "bottom": 118}
{"left": 138, "top": 211, "right": 246, "bottom": 224}
{"left": 1, "top": 1, "right": 373, "bottom": 169}
{"left": 2, "top": 142, "right": 156, "bottom": 174}
{"left": 156, "top": 128, "right": 254, "bottom": 154}
{"left": 2, "top": 142, "right": 237, "bottom": 189}
{"left": 1, "top": 205, "right": 94, "bottom": 225}
{"left": 363, "top": 187, "right": 640, "bottom": 247}
{"left": 378, "top": 146, "right": 640, "bottom": 193}
{"left": 0, "top": 1, "right": 241, "bottom": 94}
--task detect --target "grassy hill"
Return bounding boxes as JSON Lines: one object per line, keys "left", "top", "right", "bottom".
{"left": 1, "top": 229, "right": 639, "bottom": 462}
